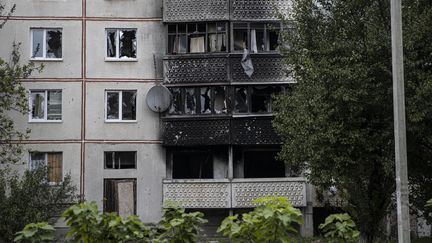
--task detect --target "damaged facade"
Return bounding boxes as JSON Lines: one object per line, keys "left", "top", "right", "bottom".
{"left": 0, "top": 0, "right": 355, "bottom": 238}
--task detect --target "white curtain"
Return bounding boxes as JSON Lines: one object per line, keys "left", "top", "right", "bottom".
{"left": 251, "top": 29, "right": 258, "bottom": 53}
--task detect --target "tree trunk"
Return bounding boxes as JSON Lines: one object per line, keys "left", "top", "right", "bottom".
{"left": 359, "top": 232, "right": 374, "bottom": 243}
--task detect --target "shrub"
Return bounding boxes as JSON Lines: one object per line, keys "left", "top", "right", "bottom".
{"left": 319, "top": 213, "right": 359, "bottom": 243}
{"left": 14, "top": 222, "right": 54, "bottom": 243}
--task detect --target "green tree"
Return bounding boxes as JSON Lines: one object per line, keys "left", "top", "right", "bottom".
{"left": 0, "top": 167, "right": 77, "bottom": 242}
{"left": 217, "top": 197, "right": 303, "bottom": 243}
{"left": 14, "top": 222, "right": 55, "bottom": 243}
{"left": 273, "top": 0, "right": 432, "bottom": 242}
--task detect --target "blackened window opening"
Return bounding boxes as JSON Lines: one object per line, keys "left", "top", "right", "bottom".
{"left": 104, "top": 151, "right": 136, "bottom": 169}
{"left": 172, "top": 150, "right": 213, "bottom": 179}
{"left": 243, "top": 151, "right": 285, "bottom": 178}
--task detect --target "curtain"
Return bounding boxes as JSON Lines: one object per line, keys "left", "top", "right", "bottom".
{"left": 48, "top": 153, "right": 62, "bottom": 183}
{"left": 190, "top": 36, "right": 205, "bottom": 53}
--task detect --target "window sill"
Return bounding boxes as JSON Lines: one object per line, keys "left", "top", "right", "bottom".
{"left": 105, "top": 58, "right": 138, "bottom": 62}
{"left": 28, "top": 120, "right": 63, "bottom": 123}
{"left": 30, "top": 58, "right": 63, "bottom": 62}
{"left": 105, "top": 120, "right": 138, "bottom": 123}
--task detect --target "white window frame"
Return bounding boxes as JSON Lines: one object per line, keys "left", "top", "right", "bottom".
{"left": 30, "top": 28, "right": 63, "bottom": 61}
{"left": 29, "top": 152, "right": 64, "bottom": 184}
{"left": 105, "top": 90, "right": 137, "bottom": 122}
{"left": 29, "top": 90, "right": 63, "bottom": 123}
{"left": 105, "top": 28, "right": 138, "bottom": 61}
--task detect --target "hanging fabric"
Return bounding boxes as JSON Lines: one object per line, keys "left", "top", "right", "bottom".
{"left": 251, "top": 29, "right": 258, "bottom": 53}
{"left": 190, "top": 36, "right": 205, "bottom": 53}
{"left": 241, "top": 48, "right": 254, "bottom": 77}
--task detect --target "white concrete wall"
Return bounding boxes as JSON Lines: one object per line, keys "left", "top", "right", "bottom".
{"left": 8, "top": 82, "right": 82, "bottom": 140}
{"left": 0, "top": 20, "right": 83, "bottom": 79}
{"left": 2, "top": 0, "right": 82, "bottom": 17}
{"left": 84, "top": 143, "right": 165, "bottom": 222}
{"left": 85, "top": 82, "right": 161, "bottom": 140}
{"left": 86, "top": 0, "right": 162, "bottom": 18}
{"left": 85, "top": 21, "right": 164, "bottom": 79}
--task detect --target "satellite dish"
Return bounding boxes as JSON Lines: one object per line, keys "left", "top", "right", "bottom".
{"left": 146, "top": 85, "right": 171, "bottom": 113}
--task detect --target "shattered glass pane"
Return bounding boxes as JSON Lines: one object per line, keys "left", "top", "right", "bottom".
{"left": 46, "top": 29, "right": 62, "bottom": 58}
{"left": 122, "top": 91, "right": 136, "bottom": 120}
{"left": 234, "top": 23, "right": 248, "bottom": 51}
{"left": 251, "top": 86, "right": 274, "bottom": 113}
{"left": 107, "top": 92, "right": 119, "bottom": 119}
{"left": 47, "top": 91, "right": 62, "bottom": 120}
{"left": 107, "top": 29, "right": 117, "bottom": 57}
{"left": 200, "top": 87, "right": 212, "bottom": 114}
{"left": 214, "top": 87, "right": 227, "bottom": 114}
{"left": 31, "top": 91, "right": 45, "bottom": 119}
{"left": 32, "top": 29, "right": 43, "bottom": 58}
{"left": 169, "top": 88, "right": 182, "bottom": 114}
{"left": 234, "top": 87, "right": 248, "bottom": 113}
{"left": 185, "top": 88, "right": 196, "bottom": 114}
{"left": 119, "top": 30, "right": 137, "bottom": 58}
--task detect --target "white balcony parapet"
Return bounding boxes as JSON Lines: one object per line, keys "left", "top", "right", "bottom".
{"left": 162, "top": 178, "right": 307, "bottom": 209}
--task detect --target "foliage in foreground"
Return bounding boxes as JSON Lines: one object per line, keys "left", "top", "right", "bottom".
{"left": 217, "top": 197, "right": 303, "bottom": 243}
{"left": 319, "top": 213, "right": 359, "bottom": 243}
{"left": 0, "top": 167, "right": 77, "bottom": 242}
{"left": 274, "top": 0, "right": 432, "bottom": 242}
{"left": 14, "top": 222, "right": 55, "bottom": 243}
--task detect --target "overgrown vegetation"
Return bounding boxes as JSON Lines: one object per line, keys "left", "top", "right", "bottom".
{"left": 0, "top": 167, "right": 77, "bottom": 242}
{"left": 217, "top": 197, "right": 303, "bottom": 243}
{"left": 273, "top": 1, "right": 432, "bottom": 242}
{"left": 14, "top": 222, "right": 55, "bottom": 243}
{"left": 319, "top": 213, "right": 359, "bottom": 243}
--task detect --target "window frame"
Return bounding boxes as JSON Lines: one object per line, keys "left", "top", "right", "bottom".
{"left": 29, "top": 152, "right": 64, "bottom": 184}
{"left": 104, "top": 151, "right": 137, "bottom": 169}
{"left": 104, "top": 89, "right": 137, "bottom": 122}
{"left": 28, "top": 89, "right": 63, "bottom": 123}
{"left": 231, "top": 22, "right": 281, "bottom": 53}
{"left": 167, "top": 22, "right": 228, "bottom": 54}
{"left": 105, "top": 28, "right": 138, "bottom": 61}
{"left": 30, "top": 28, "right": 63, "bottom": 61}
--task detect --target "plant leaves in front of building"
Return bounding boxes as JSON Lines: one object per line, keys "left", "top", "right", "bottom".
{"left": 217, "top": 197, "right": 303, "bottom": 243}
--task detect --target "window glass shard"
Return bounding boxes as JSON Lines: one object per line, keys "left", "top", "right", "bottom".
{"left": 234, "top": 87, "right": 248, "bottom": 113}
{"left": 47, "top": 90, "right": 62, "bottom": 120}
{"left": 46, "top": 29, "right": 62, "bottom": 58}
{"left": 169, "top": 88, "right": 182, "bottom": 114}
{"left": 107, "top": 29, "right": 117, "bottom": 57}
{"left": 31, "top": 91, "right": 45, "bottom": 119}
{"left": 32, "top": 29, "right": 44, "bottom": 58}
{"left": 185, "top": 88, "right": 196, "bottom": 114}
{"left": 107, "top": 92, "right": 120, "bottom": 119}
{"left": 214, "top": 86, "right": 227, "bottom": 114}
{"left": 200, "top": 87, "right": 212, "bottom": 114}
{"left": 122, "top": 91, "right": 136, "bottom": 120}
{"left": 119, "top": 30, "right": 136, "bottom": 58}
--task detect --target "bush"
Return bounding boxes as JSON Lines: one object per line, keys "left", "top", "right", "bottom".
{"left": 319, "top": 213, "right": 359, "bottom": 243}
{"left": 217, "top": 197, "right": 303, "bottom": 243}
{"left": 14, "top": 222, "right": 54, "bottom": 243}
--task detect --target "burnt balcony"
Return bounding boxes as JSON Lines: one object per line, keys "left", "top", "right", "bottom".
{"left": 163, "top": 0, "right": 290, "bottom": 22}
{"left": 162, "top": 178, "right": 307, "bottom": 209}
{"left": 163, "top": 54, "right": 290, "bottom": 85}
{"left": 162, "top": 116, "right": 280, "bottom": 146}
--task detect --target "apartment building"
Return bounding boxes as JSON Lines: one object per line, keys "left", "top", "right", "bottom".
{"left": 0, "top": 0, "right": 315, "bottom": 237}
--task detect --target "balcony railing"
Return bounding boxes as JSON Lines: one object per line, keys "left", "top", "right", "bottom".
{"left": 163, "top": 116, "right": 280, "bottom": 146}
{"left": 163, "top": 0, "right": 291, "bottom": 22}
{"left": 162, "top": 178, "right": 307, "bottom": 208}
{"left": 163, "top": 54, "right": 290, "bottom": 85}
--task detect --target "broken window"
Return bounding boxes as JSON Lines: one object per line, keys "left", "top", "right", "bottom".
{"left": 105, "top": 90, "right": 136, "bottom": 121}
{"left": 30, "top": 90, "right": 62, "bottom": 121}
{"left": 234, "top": 87, "right": 248, "bottom": 113}
{"left": 31, "top": 28, "right": 62, "bottom": 59}
{"left": 251, "top": 86, "right": 281, "bottom": 113}
{"left": 232, "top": 22, "right": 280, "bottom": 52}
{"left": 167, "top": 22, "right": 227, "bottom": 54}
{"left": 104, "top": 151, "right": 136, "bottom": 169}
{"left": 200, "top": 87, "right": 212, "bottom": 114}
{"left": 184, "top": 88, "right": 196, "bottom": 114}
{"left": 172, "top": 150, "right": 213, "bottom": 179}
{"left": 243, "top": 151, "right": 285, "bottom": 178}
{"left": 214, "top": 86, "right": 227, "bottom": 114}
{"left": 106, "top": 29, "right": 137, "bottom": 59}
{"left": 30, "top": 152, "right": 63, "bottom": 183}
{"left": 104, "top": 179, "right": 136, "bottom": 217}
{"left": 168, "top": 88, "right": 182, "bottom": 114}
